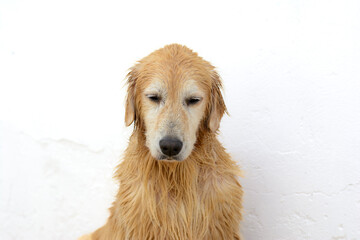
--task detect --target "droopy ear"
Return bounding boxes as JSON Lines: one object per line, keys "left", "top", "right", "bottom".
{"left": 124, "top": 67, "right": 137, "bottom": 126}
{"left": 208, "top": 71, "right": 227, "bottom": 132}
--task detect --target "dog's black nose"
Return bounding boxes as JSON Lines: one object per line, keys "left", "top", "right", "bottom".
{"left": 159, "top": 137, "right": 183, "bottom": 157}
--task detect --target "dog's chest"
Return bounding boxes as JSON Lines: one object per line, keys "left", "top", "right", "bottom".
{"left": 116, "top": 172, "right": 237, "bottom": 239}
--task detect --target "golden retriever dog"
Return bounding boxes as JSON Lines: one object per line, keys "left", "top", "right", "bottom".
{"left": 79, "top": 44, "right": 243, "bottom": 240}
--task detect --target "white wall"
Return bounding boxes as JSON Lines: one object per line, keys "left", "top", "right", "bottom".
{"left": 1, "top": 0, "right": 360, "bottom": 239}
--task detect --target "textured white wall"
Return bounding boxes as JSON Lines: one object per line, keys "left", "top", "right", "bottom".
{"left": 1, "top": 0, "right": 360, "bottom": 239}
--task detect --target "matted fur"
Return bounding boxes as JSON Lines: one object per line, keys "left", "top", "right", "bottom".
{"left": 79, "top": 44, "right": 243, "bottom": 240}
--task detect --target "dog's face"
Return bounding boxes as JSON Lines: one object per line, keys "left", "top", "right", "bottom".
{"left": 140, "top": 78, "right": 207, "bottom": 161}
{"left": 125, "top": 44, "right": 226, "bottom": 161}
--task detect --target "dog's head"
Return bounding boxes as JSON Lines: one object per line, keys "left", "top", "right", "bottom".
{"left": 125, "top": 44, "right": 227, "bottom": 161}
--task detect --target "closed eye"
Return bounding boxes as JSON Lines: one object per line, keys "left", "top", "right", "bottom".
{"left": 186, "top": 97, "right": 202, "bottom": 106}
{"left": 146, "top": 94, "right": 161, "bottom": 103}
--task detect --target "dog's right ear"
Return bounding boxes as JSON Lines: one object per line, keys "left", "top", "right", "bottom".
{"left": 125, "top": 67, "right": 137, "bottom": 126}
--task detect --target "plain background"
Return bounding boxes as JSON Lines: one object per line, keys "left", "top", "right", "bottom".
{"left": 1, "top": 0, "right": 360, "bottom": 239}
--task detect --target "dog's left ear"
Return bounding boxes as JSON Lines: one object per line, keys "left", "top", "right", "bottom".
{"left": 125, "top": 67, "right": 137, "bottom": 126}
{"left": 208, "top": 71, "right": 227, "bottom": 132}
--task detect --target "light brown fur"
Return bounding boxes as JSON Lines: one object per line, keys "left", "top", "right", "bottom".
{"left": 79, "top": 44, "right": 243, "bottom": 240}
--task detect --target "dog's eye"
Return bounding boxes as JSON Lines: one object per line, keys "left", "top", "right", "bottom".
{"left": 147, "top": 94, "right": 161, "bottom": 103}
{"left": 186, "top": 97, "right": 201, "bottom": 106}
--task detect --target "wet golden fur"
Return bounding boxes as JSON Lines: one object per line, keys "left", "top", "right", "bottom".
{"left": 79, "top": 44, "right": 243, "bottom": 240}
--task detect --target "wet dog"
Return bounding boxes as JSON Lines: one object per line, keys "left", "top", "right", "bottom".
{"left": 79, "top": 44, "right": 243, "bottom": 240}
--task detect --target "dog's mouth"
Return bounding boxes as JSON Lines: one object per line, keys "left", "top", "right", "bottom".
{"left": 158, "top": 154, "right": 181, "bottom": 161}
